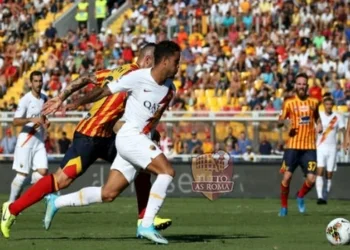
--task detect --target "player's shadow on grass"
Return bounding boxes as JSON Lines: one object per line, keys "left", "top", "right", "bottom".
{"left": 16, "top": 234, "right": 269, "bottom": 243}
{"left": 160, "top": 234, "right": 269, "bottom": 243}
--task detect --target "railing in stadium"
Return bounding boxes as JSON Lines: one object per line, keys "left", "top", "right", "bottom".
{"left": 0, "top": 111, "right": 349, "bottom": 163}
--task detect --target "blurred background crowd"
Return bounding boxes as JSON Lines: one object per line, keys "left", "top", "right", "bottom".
{"left": 0, "top": 0, "right": 349, "bottom": 159}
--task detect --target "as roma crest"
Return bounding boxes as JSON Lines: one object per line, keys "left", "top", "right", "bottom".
{"left": 191, "top": 150, "right": 234, "bottom": 201}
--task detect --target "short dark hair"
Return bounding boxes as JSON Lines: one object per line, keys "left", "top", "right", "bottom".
{"left": 139, "top": 42, "right": 156, "bottom": 59}
{"left": 295, "top": 72, "right": 308, "bottom": 82}
{"left": 323, "top": 96, "right": 334, "bottom": 104}
{"left": 30, "top": 70, "right": 43, "bottom": 82}
{"left": 323, "top": 92, "right": 332, "bottom": 98}
{"left": 154, "top": 41, "right": 181, "bottom": 65}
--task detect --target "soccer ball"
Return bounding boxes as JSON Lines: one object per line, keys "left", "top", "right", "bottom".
{"left": 326, "top": 218, "right": 350, "bottom": 245}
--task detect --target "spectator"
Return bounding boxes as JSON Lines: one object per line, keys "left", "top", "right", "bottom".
{"left": 202, "top": 134, "right": 214, "bottom": 153}
{"left": 259, "top": 135, "right": 272, "bottom": 155}
{"left": 0, "top": 128, "right": 17, "bottom": 154}
{"left": 95, "top": 0, "right": 107, "bottom": 33}
{"left": 57, "top": 132, "right": 71, "bottom": 154}
{"left": 332, "top": 82, "right": 346, "bottom": 105}
{"left": 273, "top": 142, "right": 284, "bottom": 155}
{"left": 186, "top": 130, "right": 202, "bottom": 154}
{"left": 223, "top": 127, "right": 238, "bottom": 149}
{"left": 237, "top": 131, "right": 252, "bottom": 154}
{"left": 44, "top": 22, "right": 57, "bottom": 40}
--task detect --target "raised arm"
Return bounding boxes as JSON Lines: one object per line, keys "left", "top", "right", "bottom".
{"left": 58, "top": 72, "right": 97, "bottom": 102}
{"left": 41, "top": 72, "right": 97, "bottom": 115}
{"left": 65, "top": 86, "right": 110, "bottom": 111}
{"left": 67, "top": 70, "right": 137, "bottom": 110}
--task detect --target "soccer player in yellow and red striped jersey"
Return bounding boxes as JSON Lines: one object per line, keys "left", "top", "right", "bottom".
{"left": 1, "top": 43, "right": 171, "bottom": 239}
{"left": 278, "top": 73, "right": 322, "bottom": 217}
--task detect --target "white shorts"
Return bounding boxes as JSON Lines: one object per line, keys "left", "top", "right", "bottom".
{"left": 12, "top": 145, "right": 48, "bottom": 174}
{"left": 317, "top": 147, "right": 337, "bottom": 172}
{"left": 110, "top": 134, "right": 163, "bottom": 183}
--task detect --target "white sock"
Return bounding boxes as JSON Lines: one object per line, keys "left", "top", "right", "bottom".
{"left": 326, "top": 179, "right": 332, "bottom": 193}
{"left": 9, "top": 174, "right": 26, "bottom": 202}
{"left": 316, "top": 176, "right": 324, "bottom": 199}
{"left": 142, "top": 174, "right": 173, "bottom": 228}
{"left": 54, "top": 187, "right": 102, "bottom": 209}
{"left": 31, "top": 172, "right": 44, "bottom": 184}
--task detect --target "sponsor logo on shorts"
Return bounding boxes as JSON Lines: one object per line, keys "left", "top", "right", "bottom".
{"left": 191, "top": 150, "right": 234, "bottom": 201}
{"left": 150, "top": 145, "right": 156, "bottom": 151}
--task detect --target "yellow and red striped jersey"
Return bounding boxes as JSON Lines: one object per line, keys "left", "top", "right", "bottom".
{"left": 75, "top": 63, "right": 139, "bottom": 137}
{"left": 279, "top": 95, "right": 319, "bottom": 150}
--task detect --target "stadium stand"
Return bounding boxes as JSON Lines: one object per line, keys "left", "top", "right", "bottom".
{"left": 0, "top": 0, "right": 349, "bottom": 157}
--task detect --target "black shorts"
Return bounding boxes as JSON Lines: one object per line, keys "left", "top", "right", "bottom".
{"left": 281, "top": 149, "right": 317, "bottom": 175}
{"left": 60, "top": 132, "right": 116, "bottom": 178}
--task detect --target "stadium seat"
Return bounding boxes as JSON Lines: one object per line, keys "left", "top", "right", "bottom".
{"left": 173, "top": 80, "right": 181, "bottom": 90}
{"left": 241, "top": 105, "right": 249, "bottom": 111}
{"left": 337, "top": 105, "right": 348, "bottom": 113}
{"left": 207, "top": 96, "right": 218, "bottom": 108}
{"left": 218, "top": 96, "right": 228, "bottom": 107}
{"left": 276, "top": 88, "right": 284, "bottom": 98}
{"left": 196, "top": 96, "right": 206, "bottom": 106}
{"left": 254, "top": 80, "right": 263, "bottom": 90}
{"left": 238, "top": 97, "right": 246, "bottom": 105}
{"left": 194, "top": 89, "right": 205, "bottom": 98}
{"left": 205, "top": 89, "right": 215, "bottom": 97}
{"left": 72, "top": 74, "right": 79, "bottom": 81}
{"left": 240, "top": 71, "right": 251, "bottom": 80}
{"left": 322, "top": 88, "right": 329, "bottom": 95}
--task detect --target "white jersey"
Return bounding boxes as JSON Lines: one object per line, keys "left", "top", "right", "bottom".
{"left": 108, "top": 68, "right": 175, "bottom": 137}
{"left": 317, "top": 111, "right": 345, "bottom": 147}
{"left": 14, "top": 91, "right": 47, "bottom": 148}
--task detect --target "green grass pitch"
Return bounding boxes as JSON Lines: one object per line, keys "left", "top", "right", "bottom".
{"left": 0, "top": 195, "right": 349, "bottom": 250}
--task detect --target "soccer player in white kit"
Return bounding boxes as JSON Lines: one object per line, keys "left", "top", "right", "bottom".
{"left": 43, "top": 41, "right": 180, "bottom": 244}
{"left": 9, "top": 70, "right": 49, "bottom": 202}
{"left": 315, "top": 96, "right": 345, "bottom": 204}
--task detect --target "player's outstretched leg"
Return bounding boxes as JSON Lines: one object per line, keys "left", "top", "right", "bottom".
{"left": 44, "top": 186, "right": 102, "bottom": 230}
{"left": 1, "top": 168, "right": 75, "bottom": 238}
{"left": 136, "top": 154, "right": 175, "bottom": 245}
{"left": 296, "top": 174, "right": 316, "bottom": 213}
{"left": 135, "top": 171, "right": 172, "bottom": 232}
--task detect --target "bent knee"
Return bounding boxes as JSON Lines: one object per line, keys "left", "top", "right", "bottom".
{"left": 307, "top": 176, "right": 316, "bottom": 184}
{"left": 53, "top": 171, "right": 73, "bottom": 189}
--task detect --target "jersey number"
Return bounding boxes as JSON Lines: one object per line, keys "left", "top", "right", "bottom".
{"left": 307, "top": 161, "right": 317, "bottom": 172}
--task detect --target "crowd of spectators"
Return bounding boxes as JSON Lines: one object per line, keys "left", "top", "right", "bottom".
{"left": 1, "top": 0, "right": 350, "bottom": 156}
